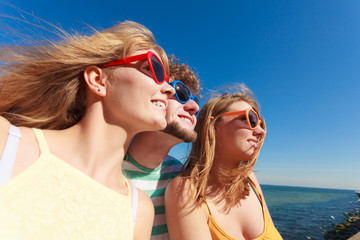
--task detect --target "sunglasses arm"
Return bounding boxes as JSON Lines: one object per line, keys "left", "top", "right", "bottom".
{"left": 100, "top": 53, "right": 147, "bottom": 68}
{"left": 219, "top": 110, "right": 247, "bottom": 117}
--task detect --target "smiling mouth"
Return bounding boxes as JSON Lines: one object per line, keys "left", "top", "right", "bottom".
{"left": 151, "top": 100, "right": 166, "bottom": 109}
{"left": 180, "top": 116, "right": 192, "bottom": 124}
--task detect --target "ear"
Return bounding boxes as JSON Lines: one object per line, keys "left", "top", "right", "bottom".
{"left": 210, "top": 116, "right": 218, "bottom": 131}
{"left": 83, "top": 66, "right": 107, "bottom": 97}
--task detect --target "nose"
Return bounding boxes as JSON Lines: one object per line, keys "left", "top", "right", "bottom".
{"left": 253, "top": 124, "right": 266, "bottom": 137}
{"left": 184, "top": 98, "right": 200, "bottom": 116}
{"left": 161, "top": 82, "right": 175, "bottom": 98}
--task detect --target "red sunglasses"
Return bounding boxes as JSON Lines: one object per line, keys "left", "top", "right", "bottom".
{"left": 219, "top": 108, "right": 262, "bottom": 130}
{"left": 101, "top": 51, "right": 169, "bottom": 84}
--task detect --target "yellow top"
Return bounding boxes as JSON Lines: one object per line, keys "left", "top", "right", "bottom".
{"left": 206, "top": 176, "right": 282, "bottom": 240}
{"left": 0, "top": 128, "right": 133, "bottom": 240}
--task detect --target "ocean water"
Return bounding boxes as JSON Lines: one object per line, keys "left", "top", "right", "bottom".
{"left": 262, "top": 185, "right": 359, "bottom": 240}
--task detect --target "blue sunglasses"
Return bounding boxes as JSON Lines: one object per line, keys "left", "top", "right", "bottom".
{"left": 169, "top": 80, "right": 200, "bottom": 115}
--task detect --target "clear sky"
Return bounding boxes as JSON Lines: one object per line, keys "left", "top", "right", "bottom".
{"left": 1, "top": 0, "right": 359, "bottom": 190}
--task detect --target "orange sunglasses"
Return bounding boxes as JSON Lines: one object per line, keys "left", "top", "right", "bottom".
{"left": 219, "top": 108, "right": 262, "bottom": 130}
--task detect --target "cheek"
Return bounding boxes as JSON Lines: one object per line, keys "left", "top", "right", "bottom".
{"left": 109, "top": 70, "right": 153, "bottom": 99}
{"left": 216, "top": 125, "right": 233, "bottom": 146}
{"left": 193, "top": 118, "right": 197, "bottom": 126}
{"left": 107, "top": 82, "right": 133, "bottom": 106}
{"left": 218, "top": 126, "right": 247, "bottom": 147}
{"left": 165, "top": 100, "right": 180, "bottom": 118}
{"left": 111, "top": 66, "right": 151, "bottom": 88}
{"left": 106, "top": 70, "right": 132, "bottom": 94}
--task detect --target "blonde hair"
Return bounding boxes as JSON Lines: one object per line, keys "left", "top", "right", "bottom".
{"left": 0, "top": 20, "right": 168, "bottom": 129}
{"left": 183, "top": 84, "right": 266, "bottom": 209}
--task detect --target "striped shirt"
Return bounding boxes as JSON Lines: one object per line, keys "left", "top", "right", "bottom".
{"left": 122, "top": 153, "right": 183, "bottom": 240}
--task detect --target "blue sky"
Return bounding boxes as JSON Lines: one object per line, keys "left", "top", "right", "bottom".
{"left": 1, "top": 1, "right": 359, "bottom": 190}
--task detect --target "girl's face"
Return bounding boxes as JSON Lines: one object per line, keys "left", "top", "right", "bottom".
{"left": 214, "top": 101, "right": 265, "bottom": 166}
{"left": 102, "top": 49, "right": 174, "bottom": 134}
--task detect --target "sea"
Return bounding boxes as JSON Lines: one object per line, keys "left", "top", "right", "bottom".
{"left": 261, "top": 185, "right": 359, "bottom": 240}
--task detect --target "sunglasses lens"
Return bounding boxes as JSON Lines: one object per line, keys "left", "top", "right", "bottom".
{"left": 193, "top": 96, "right": 199, "bottom": 105}
{"left": 194, "top": 97, "right": 199, "bottom": 105}
{"left": 248, "top": 110, "right": 258, "bottom": 128}
{"left": 194, "top": 97, "right": 200, "bottom": 116}
{"left": 150, "top": 55, "right": 165, "bottom": 83}
{"left": 175, "top": 82, "right": 190, "bottom": 102}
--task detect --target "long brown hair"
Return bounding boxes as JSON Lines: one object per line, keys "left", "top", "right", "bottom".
{"left": 182, "top": 84, "right": 266, "bottom": 209}
{"left": 0, "top": 20, "right": 168, "bottom": 129}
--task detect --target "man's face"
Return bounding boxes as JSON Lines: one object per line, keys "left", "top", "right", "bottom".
{"left": 161, "top": 82, "right": 200, "bottom": 142}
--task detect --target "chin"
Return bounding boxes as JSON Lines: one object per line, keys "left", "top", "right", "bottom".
{"left": 145, "top": 112, "right": 167, "bottom": 130}
{"left": 158, "top": 122, "right": 167, "bottom": 130}
{"left": 161, "top": 122, "right": 197, "bottom": 142}
{"left": 153, "top": 118, "right": 168, "bottom": 131}
{"left": 134, "top": 116, "right": 167, "bottom": 132}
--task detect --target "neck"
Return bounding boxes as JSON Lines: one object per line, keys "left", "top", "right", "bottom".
{"left": 48, "top": 104, "right": 136, "bottom": 194}
{"left": 209, "top": 153, "right": 254, "bottom": 189}
{"left": 213, "top": 143, "right": 251, "bottom": 169}
{"left": 127, "top": 131, "right": 182, "bottom": 169}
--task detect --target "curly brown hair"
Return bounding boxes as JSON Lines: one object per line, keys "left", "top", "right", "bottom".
{"left": 169, "top": 55, "right": 201, "bottom": 97}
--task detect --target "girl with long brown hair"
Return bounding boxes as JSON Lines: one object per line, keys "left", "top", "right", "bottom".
{"left": 165, "top": 85, "right": 282, "bottom": 240}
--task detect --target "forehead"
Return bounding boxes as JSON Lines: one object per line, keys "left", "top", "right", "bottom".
{"left": 131, "top": 48, "right": 159, "bottom": 58}
{"left": 227, "top": 101, "right": 253, "bottom": 112}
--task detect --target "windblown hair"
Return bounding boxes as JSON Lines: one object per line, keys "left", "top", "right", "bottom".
{"left": 169, "top": 56, "right": 201, "bottom": 96}
{"left": 0, "top": 20, "right": 168, "bottom": 129}
{"left": 182, "top": 84, "right": 266, "bottom": 209}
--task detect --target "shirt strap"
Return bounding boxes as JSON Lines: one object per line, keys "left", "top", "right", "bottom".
{"left": 246, "top": 176, "right": 263, "bottom": 207}
{"left": 0, "top": 125, "right": 22, "bottom": 186}
{"left": 131, "top": 182, "right": 138, "bottom": 228}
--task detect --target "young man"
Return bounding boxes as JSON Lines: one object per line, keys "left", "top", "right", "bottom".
{"left": 122, "top": 57, "right": 201, "bottom": 240}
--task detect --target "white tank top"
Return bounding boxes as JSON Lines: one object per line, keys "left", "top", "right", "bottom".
{"left": 0, "top": 125, "right": 22, "bottom": 186}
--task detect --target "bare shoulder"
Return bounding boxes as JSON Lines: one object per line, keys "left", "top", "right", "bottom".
{"left": 137, "top": 188, "right": 154, "bottom": 215}
{"left": 10, "top": 127, "right": 39, "bottom": 179}
{"left": 166, "top": 175, "right": 191, "bottom": 203}
{"left": 133, "top": 188, "right": 154, "bottom": 240}
{"left": 0, "top": 117, "right": 39, "bottom": 180}
{"left": 0, "top": 116, "right": 10, "bottom": 130}
{"left": 165, "top": 176, "right": 212, "bottom": 240}
{"left": 249, "top": 172, "right": 259, "bottom": 184}
{"left": 249, "top": 172, "right": 262, "bottom": 192}
{"left": 250, "top": 172, "right": 275, "bottom": 221}
{"left": 166, "top": 175, "right": 199, "bottom": 216}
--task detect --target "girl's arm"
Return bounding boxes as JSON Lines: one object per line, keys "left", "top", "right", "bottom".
{"left": 165, "top": 176, "right": 212, "bottom": 240}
